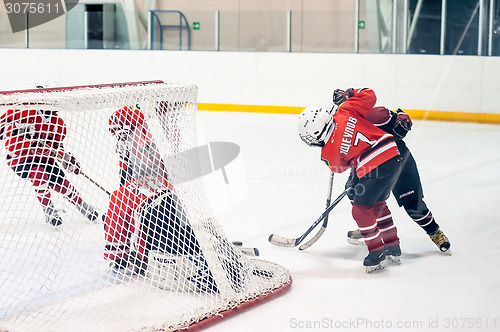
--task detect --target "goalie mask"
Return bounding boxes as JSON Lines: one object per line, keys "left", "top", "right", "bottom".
{"left": 297, "top": 105, "right": 335, "bottom": 147}
{"left": 109, "top": 105, "right": 145, "bottom": 153}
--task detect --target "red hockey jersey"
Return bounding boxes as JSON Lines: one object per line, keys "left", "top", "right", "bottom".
{"left": 321, "top": 88, "right": 400, "bottom": 178}
{"left": 3, "top": 109, "right": 67, "bottom": 168}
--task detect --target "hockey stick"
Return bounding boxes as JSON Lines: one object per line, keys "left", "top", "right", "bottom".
{"left": 233, "top": 241, "right": 260, "bottom": 257}
{"left": 268, "top": 187, "right": 349, "bottom": 248}
{"left": 53, "top": 149, "right": 112, "bottom": 196}
{"left": 298, "top": 171, "right": 335, "bottom": 251}
{"left": 79, "top": 170, "right": 112, "bottom": 197}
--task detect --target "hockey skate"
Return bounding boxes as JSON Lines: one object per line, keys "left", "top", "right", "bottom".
{"left": 76, "top": 201, "right": 99, "bottom": 222}
{"left": 110, "top": 252, "right": 146, "bottom": 275}
{"left": 347, "top": 228, "right": 364, "bottom": 245}
{"left": 429, "top": 229, "right": 451, "bottom": 254}
{"left": 111, "top": 258, "right": 129, "bottom": 273}
{"left": 127, "top": 251, "right": 148, "bottom": 275}
{"left": 43, "top": 203, "right": 63, "bottom": 227}
{"left": 385, "top": 244, "right": 401, "bottom": 265}
{"left": 363, "top": 248, "right": 386, "bottom": 273}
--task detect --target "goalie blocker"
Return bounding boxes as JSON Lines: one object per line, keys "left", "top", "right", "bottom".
{"left": 103, "top": 176, "right": 239, "bottom": 293}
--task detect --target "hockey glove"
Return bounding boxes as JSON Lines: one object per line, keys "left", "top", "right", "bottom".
{"left": 333, "top": 89, "right": 346, "bottom": 105}
{"left": 345, "top": 168, "right": 359, "bottom": 201}
{"left": 393, "top": 108, "right": 413, "bottom": 139}
{"left": 61, "top": 152, "right": 81, "bottom": 175}
{"left": 332, "top": 88, "right": 354, "bottom": 106}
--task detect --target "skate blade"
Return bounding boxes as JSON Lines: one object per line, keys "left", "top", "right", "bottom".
{"left": 440, "top": 248, "right": 452, "bottom": 256}
{"left": 347, "top": 238, "right": 365, "bottom": 246}
{"left": 387, "top": 255, "right": 401, "bottom": 265}
{"left": 365, "top": 260, "right": 386, "bottom": 273}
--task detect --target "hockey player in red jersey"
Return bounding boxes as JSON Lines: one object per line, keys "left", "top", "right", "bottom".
{"left": 2, "top": 108, "right": 99, "bottom": 226}
{"left": 108, "top": 105, "right": 168, "bottom": 185}
{"left": 297, "top": 88, "right": 403, "bottom": 273}
{"left": 330, "top": 90, "right": 451, "bottom": 253}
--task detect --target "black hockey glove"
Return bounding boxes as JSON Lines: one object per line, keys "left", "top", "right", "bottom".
{"left": 393, "top": 108, "right": 413, "bottom": 139}
{"left": 345, "top": 168, "right": 359, "bottom": 201}
{"left": 61, "top": 152, "right": 81, "bottom": 175}
{"left": 332, "top": 88, "right": 354, "bottom": 106}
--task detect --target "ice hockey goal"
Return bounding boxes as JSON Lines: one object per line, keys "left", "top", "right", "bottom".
{"left": 0, "top": 81, "right": 291, "bottom": 332}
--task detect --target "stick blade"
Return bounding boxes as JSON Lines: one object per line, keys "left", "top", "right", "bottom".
{"left": 298, "top": 226, "right": 326, "bottom": 251}
{"left": 268, "top": 234, "right": 299, "bottom": 247}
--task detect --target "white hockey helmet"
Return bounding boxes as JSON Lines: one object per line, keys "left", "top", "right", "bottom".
{"left": 297, "top": 105, "right": 335, "bottom": 147}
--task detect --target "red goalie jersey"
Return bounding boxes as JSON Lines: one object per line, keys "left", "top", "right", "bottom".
{"left": 321, "top": 88, "right": 400, "bottom": 178}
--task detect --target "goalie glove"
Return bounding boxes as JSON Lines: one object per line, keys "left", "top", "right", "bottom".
{"left": 60, "top": 152, "right": 81, "bottom": 175}
{"left": 393, "top": 108, "right": 412, "bottom": 139}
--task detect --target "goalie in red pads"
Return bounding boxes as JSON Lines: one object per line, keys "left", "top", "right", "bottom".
{"left": 103, "top": 177, "right": 203, "bottom": 266}
{"left": 104, "top": 105, "right": 221, "bottom": 292}
{"left": 1, "top": 108, "right": 99, "bottom": 226}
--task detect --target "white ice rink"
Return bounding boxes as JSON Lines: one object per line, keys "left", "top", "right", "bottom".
{"left": 196, "top": 110, "right": 500, "bottom": 332}
{"left": 1, "top": 107, "right": 499, "bottom": 332}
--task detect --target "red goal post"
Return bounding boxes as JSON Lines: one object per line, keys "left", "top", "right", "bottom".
{"left": 0, "top": 81, "right": 291, "bottom": 332}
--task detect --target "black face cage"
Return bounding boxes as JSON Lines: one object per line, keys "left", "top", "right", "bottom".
{"left": 299, "top": 134, "right": 325, "bottom": 147}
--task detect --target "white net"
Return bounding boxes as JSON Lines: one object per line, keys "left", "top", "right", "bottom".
{"left": 0, "top": 81, "right": 291, "bottom": 332}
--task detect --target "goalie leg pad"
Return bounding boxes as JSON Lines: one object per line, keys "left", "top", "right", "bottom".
{"left": 146, "top": 251, "right": 218, "bottom": 293}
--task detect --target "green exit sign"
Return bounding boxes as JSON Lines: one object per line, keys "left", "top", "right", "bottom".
{"left": 358, "top": 20, "right": 365, "bottom": 29}
{"left": 193, "top": 22, "right": 200, "bottom": 30}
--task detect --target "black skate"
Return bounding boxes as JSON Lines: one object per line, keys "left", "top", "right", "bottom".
{"left": 363, "top": 248, "right": 386, "bottom": 273}
{"left": 111, "top": 258, "right": 128, "bottom": 272}
{"left": 47, "top": 215, "right": 63, "bottom": 227}
{"left": 385, "top": 244, "right": 401, "bottom": 265}
{"left": 43, "top": 204, "right": 63, "bottom": 227}
{"left": 77, "top": 201, "right": 99, "bottom": 222}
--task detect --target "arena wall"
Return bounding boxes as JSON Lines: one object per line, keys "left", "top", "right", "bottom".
{"left": 1, "top": 48, "right": 499, "bottom": 123}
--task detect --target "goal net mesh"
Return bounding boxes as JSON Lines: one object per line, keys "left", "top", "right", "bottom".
{"left": 0, "top": 81, "right": 291, "bottom": 332}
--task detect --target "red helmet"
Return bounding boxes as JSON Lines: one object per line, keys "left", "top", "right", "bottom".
{"left": 109, "top": 105, "right": 145, "bottom": 140}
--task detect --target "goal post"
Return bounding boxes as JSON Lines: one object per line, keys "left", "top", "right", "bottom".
{"left": 0, "top": 81, "right": 291, "bottom": 332}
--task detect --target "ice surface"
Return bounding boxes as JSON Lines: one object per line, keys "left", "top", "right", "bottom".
{"left": 1, "top": 109, "right": 499, "bottom": 332}
{"left": 197, "top": 111, "right": 500, "bottom": 332}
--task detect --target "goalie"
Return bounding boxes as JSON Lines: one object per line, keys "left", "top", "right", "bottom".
{"left": 105, "top": 106, "right": 220, "bottom": 292}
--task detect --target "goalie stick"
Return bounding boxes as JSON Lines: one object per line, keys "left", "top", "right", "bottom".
{"left": 298, "top": 172, "right": 335, "bottom": 251}
{"left": 268, "top": 188, "right": 348, "bottom": 248}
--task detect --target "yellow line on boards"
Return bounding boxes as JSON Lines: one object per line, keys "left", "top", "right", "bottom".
{"left": 197, "top": 103, "right": 304, "bottom": 114}
{"left": 197, "top": 103, "right": 500, "bottom": 124}
{"left": 404, "top": 110, "right": 500, "bottom": 124}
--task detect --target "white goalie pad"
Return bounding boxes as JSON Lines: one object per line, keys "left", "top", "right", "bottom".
{"left": 147, "top": 251, "right": 217, "bottom": 293}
